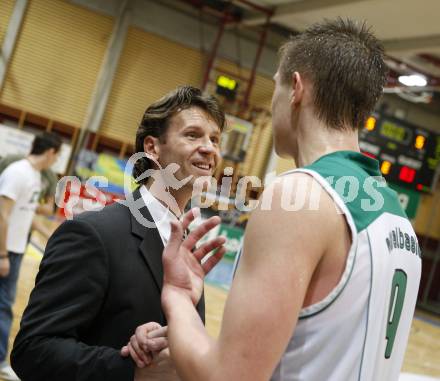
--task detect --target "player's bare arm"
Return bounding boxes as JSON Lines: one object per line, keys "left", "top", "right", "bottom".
{"left": 163, "top": 173, "right": 348, "bottom": 381}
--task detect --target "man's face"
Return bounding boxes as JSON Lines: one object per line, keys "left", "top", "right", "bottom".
{"left": 155, "top": 107, "right": 221, "bottom": 186}
{"left": 271, "top": 70, "right": 294, "bottom": 157}
{"left": 44, "top": 148, "right": 60, "bottom": 169}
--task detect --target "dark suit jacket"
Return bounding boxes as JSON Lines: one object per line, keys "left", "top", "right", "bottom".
{"left": 11, "top": 188, "right": 205, "bottom": 381}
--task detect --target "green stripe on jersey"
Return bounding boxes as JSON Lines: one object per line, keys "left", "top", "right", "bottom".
{"left": 304, "top": 151, "right": 406, "bottom": 232}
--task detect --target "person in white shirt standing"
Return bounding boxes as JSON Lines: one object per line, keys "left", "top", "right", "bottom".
{"left": 0, "top": 131, "right": 61, "bottom": 381}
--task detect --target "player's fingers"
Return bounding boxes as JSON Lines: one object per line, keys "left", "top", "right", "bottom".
{"left": 130, "top": 334, "right": 151, "bottom": 366}
{"left": 202, "top": 246, "right": 226, "bottom": 275}
{"left": 183, "top": 216, "right": 221, "bottom": 251}
{"left": 127, "top": 342, "right": 146, "bottom": 368}
{"left": 193, "top": 236, "right": 226, "bottom": 262}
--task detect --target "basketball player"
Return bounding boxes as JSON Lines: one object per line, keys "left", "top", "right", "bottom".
{"left": 156, "top": 18, "right": 422, "bottom": 381}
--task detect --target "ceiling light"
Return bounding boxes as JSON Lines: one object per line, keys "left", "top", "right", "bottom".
{"left": 398, "top": 74, "right": 427, "bottom": 87}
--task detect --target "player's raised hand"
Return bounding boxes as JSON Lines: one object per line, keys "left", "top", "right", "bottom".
{"left": 162, "top": 208, "right": 226, "bottom": 306}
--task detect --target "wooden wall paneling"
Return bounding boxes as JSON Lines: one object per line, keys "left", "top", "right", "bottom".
{"left": 1, "top": 0, "right": 113, "bottom": 127}
{"left": 0, "top": 0, "right": 15, "bottom": 47}
{"left": 100, "top": 26, "right": 204, "bottom": 143}
{"left": 18, "top": 109, "right": 26, "bottom": 128}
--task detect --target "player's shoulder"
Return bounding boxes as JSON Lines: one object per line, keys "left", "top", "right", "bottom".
{"left": 242, "top": 171, "right": 333, "bottom": 267}
{"left": 260, "top": 171, "right": 335, "bottom": 216}
{"left": 265, "top": 170, "right": 317, "bottom": 195}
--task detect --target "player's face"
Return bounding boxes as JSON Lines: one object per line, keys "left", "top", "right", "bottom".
{"left": 156, "top": 107, "right": 221, "bottom": 186}
{"left": 271, "top": 70, "right": 296, "bottom": 157}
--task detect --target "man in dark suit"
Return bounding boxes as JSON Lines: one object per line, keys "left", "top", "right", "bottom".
{"left": 11, "top": 86, "right": 226, "bottom": 381}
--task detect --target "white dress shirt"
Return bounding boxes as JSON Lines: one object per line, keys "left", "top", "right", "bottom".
{"left": 139, "top": 185, "right": 179, "bottom": 245}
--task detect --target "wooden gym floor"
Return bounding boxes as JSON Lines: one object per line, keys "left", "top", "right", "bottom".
{"left": 2, "top": 228, "right": 440, "bottom": 380}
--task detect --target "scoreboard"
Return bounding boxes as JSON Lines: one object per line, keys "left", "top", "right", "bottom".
{"left": 359, "top": 113, "right": 440, "bottom": 192}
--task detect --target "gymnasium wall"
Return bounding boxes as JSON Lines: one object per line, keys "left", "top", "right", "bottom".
{"left": 99, "top": 26, "right": 205, "bottom": 143}
{"left": 414, "top": 182, "right": 440, "bottom": 239}
{"left": 0, "top": 0, "right": 276, "bottom": 180}
{"left": 276, "top": 156, "right": 295, "bottom": 174}
{"left": 379, "top": 94, "right": 440, "bottom": 134}
{"left": 0, "top": 0, "right": 15, "bottom": 46}
{"left": 70, "top": 0, "right": 280, "bottom": 79}
{"left": 210, "top": 59, "right": 274, "bottom": 177}
{"left": 0, "top": 0, "right": 113, "bottom": 127}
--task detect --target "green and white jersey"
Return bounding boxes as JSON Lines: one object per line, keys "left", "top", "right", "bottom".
{"left": 235, "top": 151, "right": 422, "bottom": 381}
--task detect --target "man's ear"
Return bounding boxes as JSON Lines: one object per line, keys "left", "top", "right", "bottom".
{"left": 291, "top": 71, "right": 304, "bottom": 107}
{"left": 143, "top": 136, "right": 160, "bottom": 161}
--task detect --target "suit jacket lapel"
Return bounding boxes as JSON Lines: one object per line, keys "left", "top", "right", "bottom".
{"left": 130, "top": 188, "right": 165, "bottom": 292}
{"left": 139, "top": 227, "right": 164, "bottom": 291}
{"left": 129, "top": 188, "right": 205, "bottom": 323}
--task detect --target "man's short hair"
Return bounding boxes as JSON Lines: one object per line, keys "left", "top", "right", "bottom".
{"left": 278, "top": 18, "right": 388, "bottom": 130}
{"left": 133, "top": 85, "right": 225, "bottom": 182}
{"left": 30, "top": 132, "right": 62, "bottom": 155}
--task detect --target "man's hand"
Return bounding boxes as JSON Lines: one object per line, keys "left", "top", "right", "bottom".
{"left": 121, "top": 322, "right": 168, "bottom": 368}
{"left": 162, "top": 208, "right": 226, "bottom": 309}
{"left": 0, "top": 256, "right": 10, "bottom": 278}
{"left": 133, "top": 349, "right": 179, "bottom": 381}
{"left": 35, "top": 196, "right": 55, "bottom": 216}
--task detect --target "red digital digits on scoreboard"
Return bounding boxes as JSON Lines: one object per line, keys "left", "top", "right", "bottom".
{"left": 399, "top": 166, "right": 416, "bottom": 183}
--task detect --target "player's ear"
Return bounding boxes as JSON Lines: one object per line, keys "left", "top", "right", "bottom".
{"left": 143, "top": 136, "right": 160, "bottom": 161}
{"left": 291, "top": 71, "right": 304, "bottom": 107}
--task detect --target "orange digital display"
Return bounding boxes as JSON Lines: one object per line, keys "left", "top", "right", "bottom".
{"left": 414, "top": 135, "right": 426, "bottom": 150}
{"left": 365, "top": 116, "right": 376, "bottom": 131}
{"left": 380, "top": 161, "right": 392, "bottom": 175}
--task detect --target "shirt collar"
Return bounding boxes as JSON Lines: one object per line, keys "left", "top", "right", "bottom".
{"left": 139, "top": 185, "right": 178, "bottom": 244}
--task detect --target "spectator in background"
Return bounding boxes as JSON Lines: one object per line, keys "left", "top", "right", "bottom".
{"left": 0, "top": 132, "right": 61, "bottom": 381}
{"left": 0, "top": 152, "right": 59, "bottom": 239}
